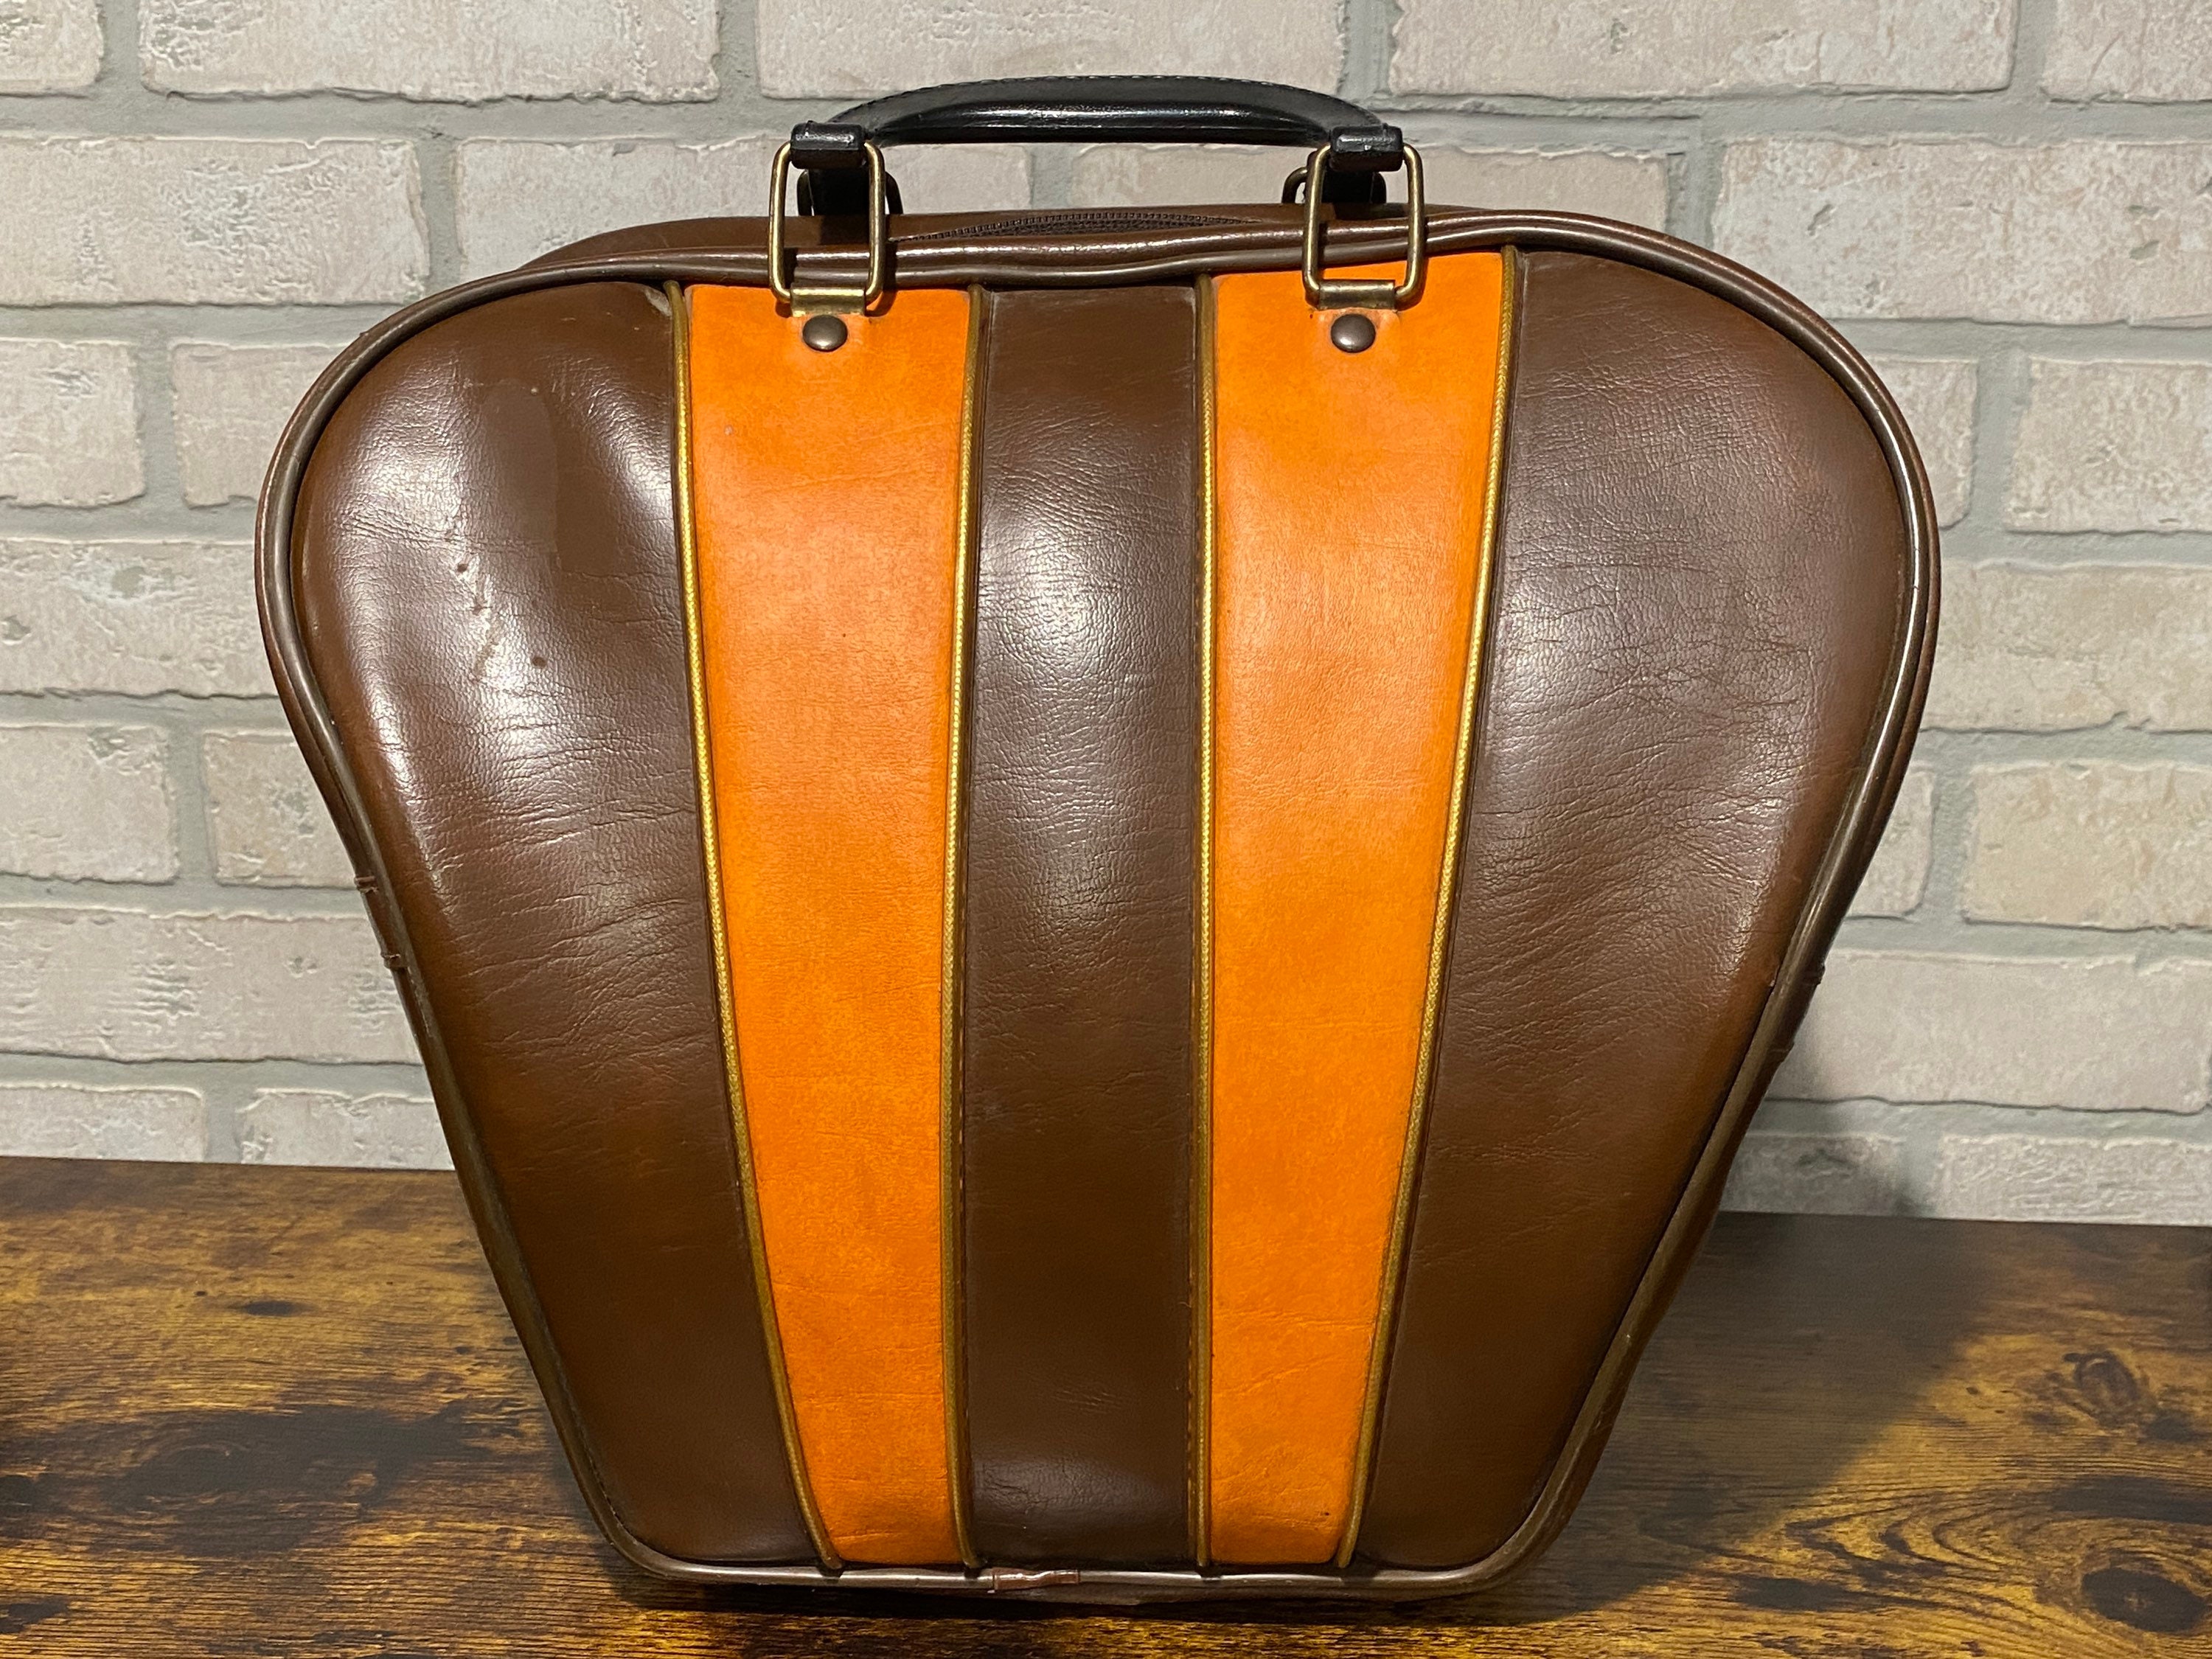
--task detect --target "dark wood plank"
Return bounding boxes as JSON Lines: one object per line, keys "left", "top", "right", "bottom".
{"left": 0, "top": 1157, "right": 2207, "bottom": 1655}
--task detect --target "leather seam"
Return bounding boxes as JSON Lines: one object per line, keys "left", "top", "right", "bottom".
{"left": 1189, "top": 271, "right": 1220, "bottom": 1574}
{"left": 667, "top": 281, "right": 844, "bottom": 1574}
{"left": 942, "top": 286, "right": 985, "bottom": 1573}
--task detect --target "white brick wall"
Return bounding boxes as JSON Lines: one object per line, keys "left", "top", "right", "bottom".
{"left": 0, "top": 1, "right": 101, "bottom": 95}
{"left": 1966, "top": 763, "right": 2212, "bottom": 930}
{"left": 1391, "top": 0, "right": 2016, "bottom": 98}
{"left": 0, "top": 1083, "right": 206, "bottom": 1160}
{"left": 237, "top": 1089, "right": 448, "bottom": 1169}
{"left": 1848, "top": 771, "right": 1933, "bottom": 917}
{"left": 171, "top": 344, "right": 341, "bottom": 507}
{"left": 1935, "top": 1134, "right": 2212, "bottom": 1225}
{"left": 1924, "top": 564, "right": 2212, "bottom": 733}
{"left": 1866, "top": 358, "right": 1975, "bottom": 529}
{"left": 0, "top": 724, "right": 175, "bottom": 881}
{"left": 2009, "top": 360, "right": 2212, "bottom": 532}
{"left": 141, "top": 0, "right": 719, "bottom": 103}
{"left": 201, "top": 730, "right": 353, "bottom": 888}
{"left": 756, "top": 0, "right": 1344, "bottom": 98}
{"left": 1711, "top": 139, "right": 2212, "bottom": 324}
{"left": 0, "top": 0, "right": 2205, "bottom": 1223}
{"left": 2044, "top": 0, "right": 2212, "bottom": 104}
{"left": 1776, "top": 951, "right": 2212, "bottom": 1114}
{"left": 0, "top": 340, "right": 141, "bottom": 507}
{"left": 1068, "top": 143, "right": 1672, "bottom": 229}
{"left": 456, "top": 138, "right": 1029, "bottom": 276}
{"left": 0, "top": 541, "right": 268, "bottom": 697}
{"left": 1422, "top": 150, "right": 1672, "bottom": 230}
{"left": 0, "top": 139, "right": 426, "bottom": 307}
{"left": 0, "top": 907, "right": 413, "bottom": 1062}
{"left": 1722, "top": 1131, "right": 1906, "bottom": 1216}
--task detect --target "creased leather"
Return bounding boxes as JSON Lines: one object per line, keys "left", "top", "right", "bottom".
{"left": 291, "top": 282, "right": 811, "bottom": 1563}
{"left": 1359, "top": 251, "right": 1910, "bottom": 1568}
{"left": 961, "top": 286, "right": 1202, "bottom": 1566}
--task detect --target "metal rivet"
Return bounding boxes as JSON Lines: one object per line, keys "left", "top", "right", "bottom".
{"left": 801, "top": 314, "right": 849, "bottom": 353}
{"left": 1329, "top": 312, "right": 1377, "bottom": 354}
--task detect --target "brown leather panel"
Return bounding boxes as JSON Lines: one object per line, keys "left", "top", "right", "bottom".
{"left": 687, "top": 283, "right": 968, "bottom": 1567}
{"left": 1208, "top": 255, "right": 1507, "bottom": 1565}
{"left": 290, "top": 282, "right": 810, "bottom": 1562}
{"left": 266, "top": 215, "right": 1931, "bottom": 1597}
{"left": 959, "top": 286, "right": 1201, "bottom": 1566}
{"left": 1359, "top": 251, "right": 1910, "bottom": 1568}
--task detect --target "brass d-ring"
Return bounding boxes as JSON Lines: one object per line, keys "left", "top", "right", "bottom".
{"left": 768, "top": 139, "right": 889, "bottom": 315}
{"left": 1299, "top": 142, "right": 1426, "bottom": 313}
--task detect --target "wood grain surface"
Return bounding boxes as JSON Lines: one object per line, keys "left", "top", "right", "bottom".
{"left": 0, "top": 1157, "right": 2206, "bottom": 1655}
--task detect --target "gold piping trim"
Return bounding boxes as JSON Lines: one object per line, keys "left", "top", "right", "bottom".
{"left": 665, "top": 281, "right": 842, "bottom": 1573}
{"left": 939, "top": 285, "right": 984, "bottom": 1573}
{"left": 1335, "top": 246, "right": 1520, "bottom": 1568}
{"left": 1189, "top": 272, "right": 1220, "bottom": 1573}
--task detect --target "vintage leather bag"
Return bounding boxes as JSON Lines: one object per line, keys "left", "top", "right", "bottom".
{"left": 257, "top": 78, "right": 1935, "bottom": 1600}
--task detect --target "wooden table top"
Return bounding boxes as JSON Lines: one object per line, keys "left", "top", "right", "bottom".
{"left": 1, "top": 1158, "right": 2208, "bottom": 1655}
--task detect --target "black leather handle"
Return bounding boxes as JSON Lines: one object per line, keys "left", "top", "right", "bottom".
{"left": 789, "top": 77, "right": 1405, "bottom": 214}
{"left": 792, "top": 77, "right": 1403, "bottom": 171}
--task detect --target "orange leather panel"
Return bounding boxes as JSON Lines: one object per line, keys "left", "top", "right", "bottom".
{"left": 686, "top": 284, "right": 970, "bottom": 1565}
{"left": 1208, "top": 254, "right": 1507, "bottom": 1564}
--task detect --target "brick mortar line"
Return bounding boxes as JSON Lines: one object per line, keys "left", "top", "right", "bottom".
{"left": 1940, "top": 532, "right": 2212, "bottom": 567}
{"left": 18, "top": 62, "right": 2212, "bottom": 142}
{"left": 25, "top": 517, "right": 2212, "bottom": 566}
{"left": 2014, "top": 0, "right": 2061, "bottom": 101}
{"left": 0, "top": 884, "right": 2202, "bottom": 958}
{"left": 0, "top": 692, "right": 283, "bottom": 719}
{"left": 1340, "top": 0, "right": 1391, "bottom": 107}
{"left": 1834, "top": 914, "right": 2212, "bottom": 962}
{"left": 415, "top": 131, "right": 465, "bottom": 295}
{"left": 0, "top": 876, "right": 371, "bottom": 913}
{"left": 0, "top": 305, "right": 397, "bottom": 327}
{"left": 1758, "top": 1099, "right": 2212, "bottom": 1138}
{"left": 91, "top": 0, "right": 136, "bottom": 107}
{"left": 1916, "top": 758, "right": 1977, "bottom": 932}
{"left": 42, "top": 76, "right": 2202, "bottom": 125}
{"left": 1974, "top": 344, "right": 2033, "bottom": 552}
{"left": 10, "top": 100, "right": 2212, "bottom": 143}
{"left": 715, "top": 0, "right": 759, "bottom": 104}
{"left": 129, "top": 333, "right": 189, "bottom": 557}
{"left": 0, "top": 504, "right": 258, "bottom": 538}
{"left": 1845, "top": 321, "right": 2212, "bottom": 359}
{"left": 0, "top": 1051, "right": 428, "bottom": 1090}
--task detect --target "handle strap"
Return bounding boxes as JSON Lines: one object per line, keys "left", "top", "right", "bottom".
{"left": 793, "top": 76, "right": 1402, "bottom": 213}
{"left": 793, "top": 76, "right": 1401, "bottom": 165}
